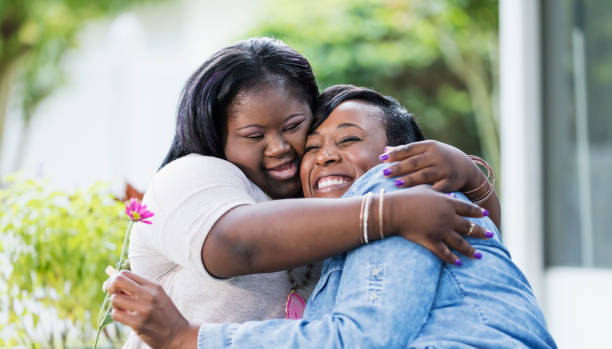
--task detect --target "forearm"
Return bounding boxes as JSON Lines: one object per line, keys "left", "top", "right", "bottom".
{"left": 204, "top": 195, "right": 398, "bottom": 278}
{"left": 198, "top": 316, "right": 372, "bottom": 349}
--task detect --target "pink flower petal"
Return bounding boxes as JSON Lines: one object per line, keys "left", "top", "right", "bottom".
{"left": 129, "top": 199, "right": 137, "bottom": 212}
{"left": 141, "top": 211, "right": 154, "bottom": 219}
{"left": 141, "top": 220, "right": 152, "bottom": 224}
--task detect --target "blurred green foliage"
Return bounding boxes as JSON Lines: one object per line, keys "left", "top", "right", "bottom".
{"left": 248, "top": 0, "right": 500, "bottom": 171}
{"left": 0, "top": 0, "right": 167, "bottom": 169}
{"left": 0, "top": 174, "right": 127, "bottom": 348}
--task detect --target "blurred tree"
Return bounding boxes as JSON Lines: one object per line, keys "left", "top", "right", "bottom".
{"left": 0, "top": 175, "right": 127, "bottom": 347}
{"left": 248, "top": 0, "right": 500, "bottom": 173}
{"left": 0, "top": 0, "right": 167, "bottom": 171}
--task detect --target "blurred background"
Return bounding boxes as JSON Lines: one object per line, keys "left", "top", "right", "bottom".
{"left": 0, "top": 0, "right": 609, "bottom": 347}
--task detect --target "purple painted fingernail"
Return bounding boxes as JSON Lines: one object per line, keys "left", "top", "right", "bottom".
{"left": 394, "top": 178, "right": 404, "bottom": 187}
{"left": 474, "top": 251, "right": 482, "bottom": 259}
{"left": 482, "top": 209, "right": 489, "bottom": 217}
{"left": 447, "top": 193, "right": 457, "bottom": 198}
{"left": 485, "top": 231, "right": 494, "bottom": 238}
{"left": 454, "top": 259, "right": 462, "bottom": 267}
{"left": 379, "top": 153, "right": 389, "bottom": 161}
{"left": 383, "top": 168, "right": 392, "bottom": 176}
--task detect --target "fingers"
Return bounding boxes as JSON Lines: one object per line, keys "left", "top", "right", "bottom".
{"left": 111, "top": 307, "right": 140, "bottom": 329}
{"left": 104, "top": 271, "right": 144, "bottom": 296}
{"left": 382, "top": 153, "right": 435, "bottom": 177}
{"left": 452, "top": 198, "right": 488, "bottom": 218}
{"left": 390, "top": 167, "right": 441, "bottom": 188}
{"left": 432, "top": 179, "right": 452, "bottom": 192}
{"left": 456, "top": 218, "right": 493, "bottom": 239}
{"left": 117, "top": 270, "right": 155, "bottom": 286}
{"left": 379, "top": 141, "right": 430, "bottom": 163}
{"left": 432, "top": 240, "right": 461, "bottom": 266}
{"left": 110, "top": 293, "right": 141, "bottom": 313}
{"left": 444, "top": 232, "right": 477, "bottom": 260}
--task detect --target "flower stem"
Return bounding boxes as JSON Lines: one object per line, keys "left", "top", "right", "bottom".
{"left": 116, "top": 221, "right": 133, "bottom": 270}
{"left": 93, "top": 293, "right": 112, "bottom": 348}
{"left": 94, "top": 221, "right": 133, "bottom": 348}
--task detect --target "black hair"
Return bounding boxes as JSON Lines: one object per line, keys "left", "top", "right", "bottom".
{"left": 160, "top": 37, "right": 319, "bottom": 169}
{"left": 312, "top": 84, "right": 425, "bottom": 146}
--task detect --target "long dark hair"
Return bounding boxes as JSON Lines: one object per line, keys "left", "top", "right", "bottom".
{"left": 160, "top": 37, "right": 319, "bottom": 169}
{"left": 313, "top": 84, "right": 425, "bottom": 146}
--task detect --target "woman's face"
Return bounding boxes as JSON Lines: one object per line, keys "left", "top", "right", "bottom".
{"left": 300, "top": 100, "right": 388, "bottom": 199}
{"left": 224, "top": 80, "right": 313, "bottom": 199}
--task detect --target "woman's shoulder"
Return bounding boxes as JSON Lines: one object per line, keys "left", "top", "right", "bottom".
{"left": 154, "top": 154, "right": 249, "bottom": 187}
{"left": 160, "top": 154, "right": 244, "bottom": 175}
{"left": 145, "top": 154, "right": 254, "bottom": 206}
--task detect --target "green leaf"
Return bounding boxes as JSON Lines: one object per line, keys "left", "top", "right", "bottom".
{"left": 102, "top": 311, "right": 113, "bottom": 327}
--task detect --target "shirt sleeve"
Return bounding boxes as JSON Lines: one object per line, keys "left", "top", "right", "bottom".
{"left": 150, "top": 155, "right": 258, "bottom": 277}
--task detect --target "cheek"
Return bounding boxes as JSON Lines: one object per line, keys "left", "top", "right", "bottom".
{"left": 299, "top": 155, "right": 314, "bottom": 191}
{"left": 287, "top": 129, "right": 310, "bottom": 157}
{"left": 225, "top": 138, "right": 263, "bottom": 174}
{"left": 350, "top": 147, "right": 382, "bottom": 177}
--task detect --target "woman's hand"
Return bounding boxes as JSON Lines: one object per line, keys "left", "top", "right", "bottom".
{"left": 386, "top": 185, "right": 493, "bottom": 266}
{"left": 379, "top": 140, "right": 501, "bottom": 228}
{"left": 103, "top": 270, "right": 199, "bottom": 349}
{"left": 379, "top": 140, "right": 483, "bottom": 192}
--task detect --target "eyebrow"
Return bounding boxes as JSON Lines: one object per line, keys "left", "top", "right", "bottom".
{"left": 337, "top": 123, "right": 365, "bottom": 131}
{"left": 236, "top": 113, "right": 305, "bottom": 130}
{"left": 310, "top": 122, "right": 365, "bottom": 135}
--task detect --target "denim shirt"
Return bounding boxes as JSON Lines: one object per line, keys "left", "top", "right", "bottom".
{"left": 197, "top": 164, "right": 557, "bottom": 348}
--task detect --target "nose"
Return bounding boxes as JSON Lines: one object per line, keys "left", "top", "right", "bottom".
{"left": 315, "top": 145, "right": 340, "bottom": 167}
{"left": 264, "top": 132, "right": 291, "bottom": 158}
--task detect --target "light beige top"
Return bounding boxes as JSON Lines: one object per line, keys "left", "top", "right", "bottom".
{"left": 122, "top": 154, "right": 320, "bottom": 349}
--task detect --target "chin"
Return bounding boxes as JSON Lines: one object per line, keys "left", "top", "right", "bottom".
{"left": 268, "top": 181, "right": 302, "bottom": 199}
{"left": 311, "top": 190, "right": 348, "bottom": 199}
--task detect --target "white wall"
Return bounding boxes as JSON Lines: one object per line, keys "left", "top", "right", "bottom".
{"left": 545, "top": 268, "right": 612, "bottom": 348}
{"left": 499, "top": 0, "right": 544, "bottom": 298}
{"left": 500, "top": 1, "right": 609, "bottom": 347}
{"left": 1, "top": 0, "right": 262, "bottom": 193}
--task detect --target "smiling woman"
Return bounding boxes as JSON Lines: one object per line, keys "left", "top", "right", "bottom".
{"left": 302, "top": 101, "right": 389, "bottom": 198}
{"left": 224, "top": 77, "right": 311, "bottom": 199}
{"left": 301, "top": 85, "right": 425, "bottom": 200}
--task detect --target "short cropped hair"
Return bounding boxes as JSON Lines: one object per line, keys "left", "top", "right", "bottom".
{"left": 312, "top": 85, "right": 425, "bottom": 146}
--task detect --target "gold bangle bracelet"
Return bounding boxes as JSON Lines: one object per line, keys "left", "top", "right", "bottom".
{"left": 378, "top": 188, "right": 385, "bottom": 240}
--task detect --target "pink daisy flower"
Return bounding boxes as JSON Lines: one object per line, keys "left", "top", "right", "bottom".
{"left": 125, "top": 198, "right": 154, "bottom": 224}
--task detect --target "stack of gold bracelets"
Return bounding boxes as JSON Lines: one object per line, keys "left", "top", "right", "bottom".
{"left": 465, "top": 155, "right": 495, "bottom": 205}
{"left": 359, "top": 188, "right": 385, "bottom": 244}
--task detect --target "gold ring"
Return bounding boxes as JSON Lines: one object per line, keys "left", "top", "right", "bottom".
{"left": 467, "top": 222, "right": 475, "bottom": 236}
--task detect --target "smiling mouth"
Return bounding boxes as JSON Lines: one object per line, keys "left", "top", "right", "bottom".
{"left": 266, "top": 160, "right": 298, "bottom": 181}
{"left": 315, "top": 175, "right": 353, "bottom": 192}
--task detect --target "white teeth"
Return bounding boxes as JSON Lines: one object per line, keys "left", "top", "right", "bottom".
{"left": 317, "top": 177, "right": 350, "bottom": 190}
